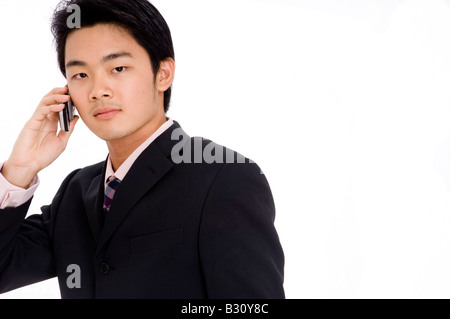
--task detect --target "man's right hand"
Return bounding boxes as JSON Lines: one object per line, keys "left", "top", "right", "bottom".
{"left": 2, "top": 87, "right": 79, "bottom": 189}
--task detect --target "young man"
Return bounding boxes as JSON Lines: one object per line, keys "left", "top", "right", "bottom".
{"left": 0, "top": 0, "right": 284, "bottom": 299}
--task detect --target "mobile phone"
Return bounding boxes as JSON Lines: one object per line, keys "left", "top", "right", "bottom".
{"left": 59, "top": 93, "right": 75, "bottom": 132}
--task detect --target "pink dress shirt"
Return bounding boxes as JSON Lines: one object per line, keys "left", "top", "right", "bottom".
{"left": 0, "top": 118, "right": 174, "bottom": 209}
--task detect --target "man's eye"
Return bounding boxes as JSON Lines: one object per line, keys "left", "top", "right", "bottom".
{"left": 74, "top": 73, "right": 87, "bottom": 79}
{"left": 113, "top": 66, "right": 126, "bottom": 73}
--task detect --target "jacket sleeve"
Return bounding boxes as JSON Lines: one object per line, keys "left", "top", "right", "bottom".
{"left": 199, "top": 161, "right": 285, "bottom": 299}
{"left": 0, "top": 169, "right": 79, "bottom": 294}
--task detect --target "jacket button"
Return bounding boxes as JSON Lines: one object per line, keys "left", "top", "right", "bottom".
{"left": 100, "top": 262, "right": 110, "bottom": 275}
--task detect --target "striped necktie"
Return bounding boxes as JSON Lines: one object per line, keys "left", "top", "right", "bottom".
{"left": 104, "top": 177, "right": 121, "bottom": 216}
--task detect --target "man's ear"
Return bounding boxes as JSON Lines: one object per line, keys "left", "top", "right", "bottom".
{"left": 157, "top": 58, "right": 175, "bottom": 93}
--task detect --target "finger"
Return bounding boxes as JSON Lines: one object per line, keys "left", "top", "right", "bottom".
{"left": 58, "top": 115, "right": 79, "bottom": 141}
{"left": 68, "top": 115, "right": 80, "bottom": 133}
{"left": 32, "top": 103, "right": 65, "bottom": 122}
{"left": 47, "top": 107, "right": 64, "bottom": 123}
{"left": 43, "top": 86, "right": 68, "bottom": 98}
{"left": 40, "top": 93, "right": 70, "bottom": 106}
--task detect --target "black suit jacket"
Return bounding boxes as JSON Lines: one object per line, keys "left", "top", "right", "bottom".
{"left": 0, "top": 121, "right": 284, "bottom": 299}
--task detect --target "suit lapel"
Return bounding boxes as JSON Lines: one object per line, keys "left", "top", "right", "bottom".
{"left": 95, "top": 123, "right": 187, "bottom": 255}
{"left": 84, "top": 162, "right": 107, "bottom": 245}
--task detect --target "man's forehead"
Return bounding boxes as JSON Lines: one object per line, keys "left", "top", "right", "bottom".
{"left": 65, "top": 24, "right": 141, "bottom": 66}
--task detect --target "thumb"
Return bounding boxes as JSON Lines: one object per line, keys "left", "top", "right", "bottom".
{"left": 58, "top": 115, "right": 80, "bottom": 142}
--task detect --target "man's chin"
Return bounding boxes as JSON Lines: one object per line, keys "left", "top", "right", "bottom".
{"left": 94, "top": 129, "right": 129, "bottom": 143}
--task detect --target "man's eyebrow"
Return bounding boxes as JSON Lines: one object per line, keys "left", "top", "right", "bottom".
{"left": 102, "top": 51, "right": 133, "bottom": 63}
{"left": 66, "top": 60, "right": 86, "bottom": 69}
{"left": 66, "top": 51, "right": 133, "bottom": 69}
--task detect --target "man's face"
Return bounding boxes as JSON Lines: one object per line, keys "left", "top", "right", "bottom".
{"left": 65, "top": 23, "right": 166, "bottom": 143}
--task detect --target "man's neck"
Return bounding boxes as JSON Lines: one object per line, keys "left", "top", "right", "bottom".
{"left": 106, "top": 116, "right": 168, "bottom": 171}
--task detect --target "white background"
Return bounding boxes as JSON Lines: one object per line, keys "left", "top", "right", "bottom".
{"left": 1, "top": 0, "right": 450, "bottom": 299}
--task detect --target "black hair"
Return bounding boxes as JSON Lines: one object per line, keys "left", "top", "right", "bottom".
{"left": 51, "top": 0, "right": 175, "bottom": 113}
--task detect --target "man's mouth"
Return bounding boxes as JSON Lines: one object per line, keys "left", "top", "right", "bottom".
{"left": 94, "top": 107, "right": 121, "bottom": 120}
